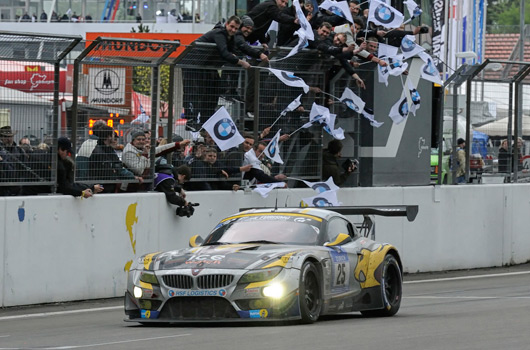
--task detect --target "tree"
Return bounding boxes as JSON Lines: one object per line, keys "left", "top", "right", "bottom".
{"left": 487, "top": 0, "right": 530, "bottom": 26}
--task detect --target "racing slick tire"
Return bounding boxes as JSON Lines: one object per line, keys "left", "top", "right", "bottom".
{"left": 299, "top": 261, "right": 322, "bottom": 324}
{"left": 361, "top": 254, "right": 402, "bottom": 317}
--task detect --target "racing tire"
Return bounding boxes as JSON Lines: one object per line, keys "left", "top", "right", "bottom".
{"left": 299, "top": 261, "right": 322, "bottom": 324}
{"left": 361, "top": 254, "right": 402, "bottom": 317}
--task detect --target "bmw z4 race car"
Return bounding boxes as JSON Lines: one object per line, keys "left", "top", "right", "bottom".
{"left": 124, "top": 205, "right": 418, "bottom": 324}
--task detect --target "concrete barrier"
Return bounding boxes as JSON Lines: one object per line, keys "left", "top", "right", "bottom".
{"left": 1, "top": 184, "right": 529, "bottom": 307}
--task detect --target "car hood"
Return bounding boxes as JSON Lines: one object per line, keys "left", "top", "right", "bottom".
{"left": 149, "top": 244, "right": 309, "bottom": 271}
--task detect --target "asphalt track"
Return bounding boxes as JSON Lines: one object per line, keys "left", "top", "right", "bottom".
{"left": 1, "top": 264, "right": 529, "bottom": 350}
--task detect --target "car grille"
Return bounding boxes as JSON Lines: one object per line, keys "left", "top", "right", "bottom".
{"left": 197, "top": 274, "right": 234, "bottom": 289}
{"left": 161, "top": 274, "right": 234, "bottom": 289}
{"left": 159, "top": 297, "right": 240, "bottom": 319}
{"left": 162, "top": 274, "right": 193, "bottom": 289}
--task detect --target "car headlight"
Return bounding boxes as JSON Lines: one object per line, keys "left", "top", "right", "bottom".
{"left": 139, "top": 272, "right": 159, "bottom": 285}
{"left": 263, "top": 283, "right": 285, "bottom": 298}
{"left": 239, "top": 267, "right": 282, "bottom": 284}
{"left": 133, "top": 286, "right": 143, "bottom": 298}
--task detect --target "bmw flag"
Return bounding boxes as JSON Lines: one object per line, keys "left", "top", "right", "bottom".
{"left": 400, "top": 35, "right": 425, "bottom": 60}
{"left": 407, "top": 80, "right": 421, "bottom": 116}
{"left": 301, "top": 190, "right": 341, "bottom": 207}
{"left": 254, "top": 182, "right": 286, "bottom": 198}
{"left": 387, "top": 55, "right": 409, "bottom": 76}
{"left": 264, "top": 129, "right": 284, "bottom": 164}
{"left": 404, "top": 0, "right": 422, "bottom": 21}
{"left": 377, "top": 43, "right": 398, "bottom": 86}
{"left": 388, "top": 95, "right": 409, "bottom": 124}
{"left": 267, "top": 68, "right": 310, "bottom": 93}
{"left": 340, "top": 88, "right": 365, "bottom": 114}
{"left": 319, "top": 0, "right": 354, "bottom": 24}
{"left": 418, "top": 52, "right": 443, "bottom": 85}
{"left": 302, "top": 176, "right": 340, "bottom": 193}
{"left": 202, "top": 106, "right": 244, "bottom": 151}
{"left": 295, "top": 0, "right": 314, "bottom": 41}
{"left": 281, "top": 94, "right": 303, "bottom": 116}
{"left": 368, "top": 0, "right": 404, "bottom": 29}
{"left": 309, "top": 102, "right": 331, "bottom": 125}
{"left": 361, "top": 107, "right": 384, "bottom": 128}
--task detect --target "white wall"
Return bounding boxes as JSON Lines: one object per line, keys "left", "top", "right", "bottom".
{"left": 1, "top": 184, "right": 530, "bottom": 307}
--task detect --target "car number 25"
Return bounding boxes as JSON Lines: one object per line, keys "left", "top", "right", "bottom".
{"left": 330, "top": 250, "right": 350, "bottom": 288}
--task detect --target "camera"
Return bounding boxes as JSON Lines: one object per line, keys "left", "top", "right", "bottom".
{"left": 342, "top": 158, "right": 359, "bottom": 172}
{"left": 176, "top": 202, "right": 199, "bottom": 218}
{"left": 419, "top": 26, "right": 429, "bottom": 34}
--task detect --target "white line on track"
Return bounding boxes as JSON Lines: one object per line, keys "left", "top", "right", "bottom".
{"left": 0, "top": 335, "right": 10, "bottom": 338}
{"left": 404, "top": 270, "right": 530, "bottom": 284}
{"left": 0, "top": 334, "right": 190, "bottom": 350}
{"left": 0, "top": 306, "right": 122, "bottom": 321}
{"left": 405, "top": 296, "right": 530, "bottom": 299}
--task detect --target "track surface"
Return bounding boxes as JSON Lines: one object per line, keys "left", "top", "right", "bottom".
{"left": 1, "top": 264, "right": 529, "bottom": 350}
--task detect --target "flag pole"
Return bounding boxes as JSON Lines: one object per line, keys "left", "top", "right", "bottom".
{"left": 319, "top": 91, "right": 341, "bottom": 101}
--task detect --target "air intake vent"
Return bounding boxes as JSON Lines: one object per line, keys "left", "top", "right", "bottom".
{"left": 162, "top": 274, "right": 193, "bottom": 289}
{"left": 197, "top": 274, "right": 234, "bottom": 289}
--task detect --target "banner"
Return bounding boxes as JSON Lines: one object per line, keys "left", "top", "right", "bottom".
{"left": 431, "top": 0, "right": 446, "bottom": 72}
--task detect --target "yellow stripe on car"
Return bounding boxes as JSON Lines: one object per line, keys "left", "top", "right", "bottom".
{"left": 142, "top": 252, "right": 160, "bottom": 270}
{"left": 245, "top": 280, "right": 273, "bottom": 289}
{"left": 262, "top": 252, "right": 296, "bottom": 268}
{"left": 139, "top": 280, "right": 152, "bottom": 290}
{"left": 220, "top": 212, "right": 322, "bottom": 223}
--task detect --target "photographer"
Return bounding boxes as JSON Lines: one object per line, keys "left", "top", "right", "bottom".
{"left": 322, "top": 139, "right": 357, "bottom": 186}
{"left": 154, "top": 164, "right": 197, "bottom": 217}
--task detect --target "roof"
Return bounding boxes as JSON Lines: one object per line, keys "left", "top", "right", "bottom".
{"left": 0, "top": 85, "right": 53, "bottom": 105}
{"left": 485, "top": 33, "right": 520, "bottom": 61}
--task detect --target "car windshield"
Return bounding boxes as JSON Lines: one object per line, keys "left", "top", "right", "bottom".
{"left": 204, "top": 215, "right": 323, "bottom": 246}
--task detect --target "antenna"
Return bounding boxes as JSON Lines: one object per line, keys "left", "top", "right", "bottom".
{"left": 274, "top": 189, "right": 278, "bottom": 211}
{"left": 284, "top": 195, "right": 289, "bottom": 207}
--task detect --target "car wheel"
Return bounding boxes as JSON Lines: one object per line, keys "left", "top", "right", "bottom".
{"left": 299, "top": 261, "right": 321, "bottom": 324}
{"left": 361, "top": 254, "right": 402, "bottom": 317}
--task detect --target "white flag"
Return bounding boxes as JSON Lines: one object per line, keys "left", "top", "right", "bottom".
{"left": 309, "top": 102, "right": 331, "bottom": 125}
{"left": 404, "top": 0, "right": 423, "bottom": 20}
{"left": 263, "top": 129, "right": 284, "bottom": 164}
{"left": 419, "top": 52, "right": 443, "bottom": 85}
{"left": 319, "top": 0, "right": 354, "bottom": 24}
{"left": 340, "top": 87, "right": 365, "bottom": 113}
{"left": 301, "top": 190, "right": 341, "bottom": 207}
{"left": 377, "top": 43, "right": 398, "bottom": 86}
{"left": 202, "top": 107, "right": 244, "bottom": 151}
{"left": 387, "top": 55, "right": 409, "bottom": 76}
{"left": 254, "top": 182, "right": 286, "bottom": 198}
{"left": 294, "top": 0, "right": 314, "bottom": 41}
{"left": 400, "top": 35, "right": 425, "bottom": 60}
{"left": 281, "top": 94, "right": 303, "bottom": 116}
{"left": 361, "top": 107, "right": 384, "bottom": 128}
{"left": 279, "top": 29, "right": 309, "bottom": 61}
{"left": 267, "top": 68, "right": 310, "bottom": 93}
{"left": 368, "top": 0, "right": 404, "bottom": 29}
{"left": 302, "top": 176, "right": 340, "bottom": 193}
{"left": 389, "top": 95, "right": 409, "bottom": 124}
{"left": 322, "top": 114, "right": 345, "bottom": 140}
{"left": 407, "top": 80, "right": 421, "bottom": 116}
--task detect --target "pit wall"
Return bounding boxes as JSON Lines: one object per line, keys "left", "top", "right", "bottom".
{"left": 1, "top": 184, "right": 529, "bottom": 307}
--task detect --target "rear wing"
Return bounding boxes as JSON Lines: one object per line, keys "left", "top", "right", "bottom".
{"left": 325, "top": 205, "right": 418, "bottom": 222}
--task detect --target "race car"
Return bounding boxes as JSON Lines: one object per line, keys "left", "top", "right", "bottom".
{"left": 124, "top": 205, "right": 418, "bottom": 324}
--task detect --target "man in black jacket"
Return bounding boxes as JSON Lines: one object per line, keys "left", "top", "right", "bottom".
{"left": 246, "top": 0, "right": 298, "bottom": 45}
{"left": 183, "top": 16, "right": 250, "bottom": 124}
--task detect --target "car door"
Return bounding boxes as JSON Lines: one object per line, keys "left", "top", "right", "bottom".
{"left": 324, "top": 217, "right": 362, "bottom": 297}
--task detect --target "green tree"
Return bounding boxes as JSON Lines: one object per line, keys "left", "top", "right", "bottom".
{"left": 487, "top": 0, "right": 530, "bottom": 26}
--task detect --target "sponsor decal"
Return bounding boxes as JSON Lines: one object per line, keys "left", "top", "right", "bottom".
{"left": 168, "top": 289, "right": 224, "bottom": 297}
{"left": 329, "top": 248, "right": 350, "bottom": 292}
{"left": 185, "top": 254, "right": 225, "bottom": 265}
{"left": 244, "top": 288, "right": 260, "bottom": 294}
{"left": 249, "top": 309, "right": 269, "bottom": 318}
{"left": 140, "top": 309, "right": 160, "bottom": 319}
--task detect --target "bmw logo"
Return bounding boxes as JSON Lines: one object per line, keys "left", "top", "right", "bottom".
{"left": 281, "top": 71, "right": 302, "bottom": 82}
{"left": 343, "top": 99, "right": 359, "bottom": 112}
{"left": 399, "top": 99, "right": 409, "bottom": 117}
{"left": 329, "top": 6, "right": 345, "bottom": 18}
{"left": 423, "top": 59, "right": 437, "bottom": 76}
{"left": 313, "top": 197, "right": 331, "bottom": 207}
{"left": 213, "top": 118, "right": 236, "bottom": 141}
{"left": 411, "top": 90, "right": 420, "bottom": 103}
{"left": 312, "top": 183, "right": 331, "bottom": 193}
{"left": 401, "top": 38, "right": 415, "bottom": 52}
{"left": 269, "top": 139, "right": 277, "bottom": 156}
{"left": 374, "top": 4, "right": 395, "bottom": 24}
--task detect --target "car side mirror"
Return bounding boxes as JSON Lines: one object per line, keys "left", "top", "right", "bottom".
{"left": 324, "top": 233, "right": 352, "bottom": 247}
{"left": 189, "top": 235, "right": 204, "bottom": 247}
